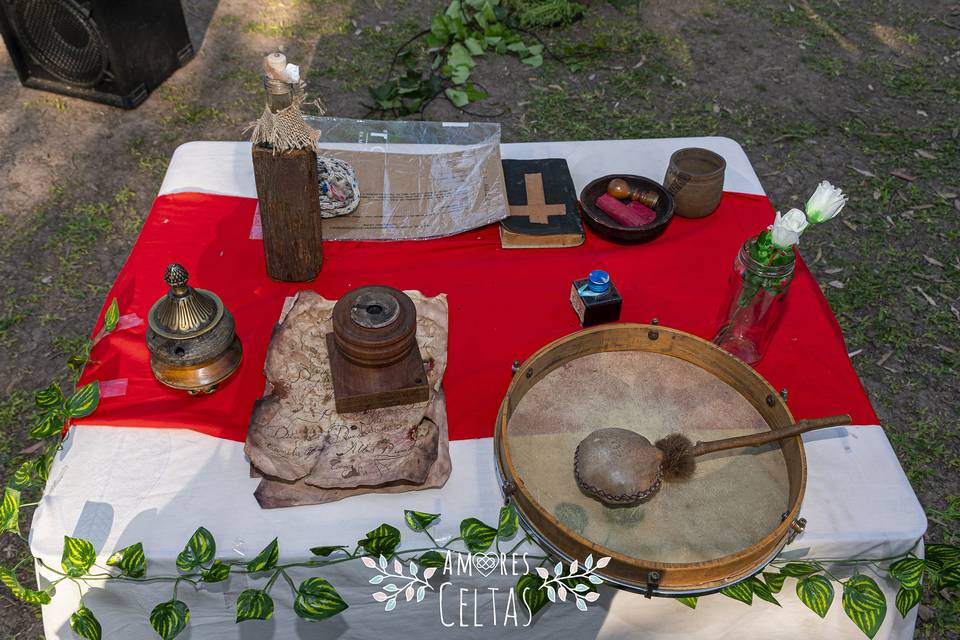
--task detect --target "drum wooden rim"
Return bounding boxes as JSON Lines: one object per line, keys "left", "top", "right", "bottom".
{"left": 495, "top": 324, "right": 804, "bottom": 593}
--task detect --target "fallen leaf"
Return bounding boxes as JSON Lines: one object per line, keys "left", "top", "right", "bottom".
{"left": 828, "top": 280, "right": 845, "bottom": 288}
{"left": 824, "top": 267, "right": 844, "bottom": 274}
{"left": 850, "top": 166, "right": 877, "bottom": 178}
{"left": 923, "top": 255, "right": 944, "bottom": 267}
{"left": 842, "top": 220, "right": 858, "bottom": 231}
{"left": 919, "top": 604, "right": 934, "bottom": 621}
{"left": 848, "top": 348, "right": 863, "bottom": 357}
{"left": 937, "top": 344, "right": 957, "bottom": 354}
{"left": 915, "top": 149, "right": 937, "bottom": 159}
{"left": 915, "top": 286, "right": 937, "bottom": 307}
{"left": 876, "top": 351, "right": 893, "bottom": 367}
{"left": 890, "top": 169, "right": 916, "bottom": 181}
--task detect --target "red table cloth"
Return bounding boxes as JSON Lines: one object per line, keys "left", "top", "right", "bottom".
{"left": 77, "top": 191, "right": 877, "bottom": 442}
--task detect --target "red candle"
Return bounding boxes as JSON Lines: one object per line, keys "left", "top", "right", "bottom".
{"left": 596, "top": 193, "right": 656, "bottom": 227}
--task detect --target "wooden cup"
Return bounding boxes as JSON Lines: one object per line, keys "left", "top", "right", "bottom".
{"left": 663, "top": 148, "right": 726, "bottom": 219}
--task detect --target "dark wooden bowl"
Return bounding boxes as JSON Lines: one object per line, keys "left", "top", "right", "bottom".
{"left": 579, "top": 174, "right": 675, "bottom": 243}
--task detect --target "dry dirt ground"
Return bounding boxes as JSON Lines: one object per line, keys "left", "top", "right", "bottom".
{"left": 0, "top": 0, "right": 958, "bottom": 638}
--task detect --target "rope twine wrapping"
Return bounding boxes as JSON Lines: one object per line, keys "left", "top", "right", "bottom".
{"left": 247, "top": 91, "right": 321, "bottom": 152}
{"left": 247, "top": 88, "right": 360, "bottom": 217}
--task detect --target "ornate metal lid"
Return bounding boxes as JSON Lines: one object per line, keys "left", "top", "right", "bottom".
{"left": 148, "top": 264, "right": 225, "bottom": 340}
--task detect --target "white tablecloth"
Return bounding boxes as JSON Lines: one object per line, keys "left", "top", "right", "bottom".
{"left": 30, "top": 136, "right": 926, "bottom": 639}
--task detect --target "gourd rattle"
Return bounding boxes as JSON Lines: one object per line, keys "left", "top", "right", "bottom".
{"left": 574, "top": 414, "right": 852, "bottom": 506}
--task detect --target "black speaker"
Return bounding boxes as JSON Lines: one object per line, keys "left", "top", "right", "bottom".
{"left": 0, "top": 0, "right": 194, "bottom": 108}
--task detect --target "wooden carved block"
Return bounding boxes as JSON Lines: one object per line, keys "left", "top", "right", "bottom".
{"left": 327, "top": 286, "right": 430, "bottom": 413}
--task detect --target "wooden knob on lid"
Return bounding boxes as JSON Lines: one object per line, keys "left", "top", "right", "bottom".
{"left": 607, "top": 178, "right": 661, "bottom": 208}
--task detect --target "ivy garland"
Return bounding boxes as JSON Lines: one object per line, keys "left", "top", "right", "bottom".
{"left": 0, "top": 298, "right": 957, "bottom": 639}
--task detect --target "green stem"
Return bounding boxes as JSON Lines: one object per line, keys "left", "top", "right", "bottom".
{"left": 280, "top": 569, "right": 296, "bottom": 594}
{"left": 422, "top": 529, "right": 441, "bottom": 549}
{"left": 263, "top": 569, "right": 282, "bottom": 594}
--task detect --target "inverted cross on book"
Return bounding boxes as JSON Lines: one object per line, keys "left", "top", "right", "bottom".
{"left": 509, "top": 173, "right": 566, "bottom": 224}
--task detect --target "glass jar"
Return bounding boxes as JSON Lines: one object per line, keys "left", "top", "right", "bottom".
{"left": 713, "top": 238, "right": 795, "bottom": 364}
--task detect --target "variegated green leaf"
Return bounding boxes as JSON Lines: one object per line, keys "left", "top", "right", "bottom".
{"left": 247, "top": 538, "right": 278, "bottom": 572}
{"left": 0, "top": 566, "right": 52, "bottom": 604}
{"left": 895, "top": 586, "right": 921, "bottom": 617}
{"left": 927, "top": 544, "right": 960, "bottom": 566}
{"left": 35, "top": 382, "right": 64, "bottom": 410}
{"left": 31, "top": 409, "right": 65, "bottom": 438}
{"left": 763, "top": 571, "right": 787, "bottom": 594}
{"left": 796, "top": 574, "right": 834, "bottom": 618}
{"left": 677, "top": 596, "right": 698, "bottom": 609}
{"left": 103, "top": 298, "right": 120, "bottom": 333}
{"left": 176, "top": 527, "right": 216, "bottom": 571}
{"left": 201, "top": 560, "right": 231, "bottom": 583}
{"left": 236, "top": 589, "right": 274, "bottom": 622}
{"left": 498, "top": 504, "right": 519, "bottom": 540}
{"left": 720, "top": 580, "right": 753, "bottom": 605}
{"left": 294, "top": 577, "right": 348, "bottom": 621}
{"left": 66, "top": 382, "right": 100, "bottom": 419}
{"left": 749, "top": 576, "right": 780, "bottom": 607}
{"left": 9, "top": 460, "right": 35, "bottom": 491}
{"left": 67, "top": 354, "right": 89, "bottom": 373}
{"left": 61, "top": 536, "right": 96, "bottom": 577}
{"left": 942, "top": 562, "right": 960, "bottom": 588}
{"left": 419, "top": 550, "right": 446, "bottom": 568}
{"left": 106, "top": 542, "right": 146, "bottom": 578}
{"left": 150, "top": 599, "right": 190, "bottom": 640}
{"left": 889, "top": 557, "right": 925, "bottom": 589}
{"left": 778, "top": 561, "right": 822, "bottom": 577}
{"left": 460, "top": 517, "right": 497, "bottom": 553}
{"left": 309, "top": 545, "right": 347, "bottom": 557}
{"left": 34, "top": 450, "right": 53, "bottom": 483}
{"left": 517, "top": 573, "right": 549, "bottom": 615}
{"left": 70, "top": 605, "right": 102, "bottom": 640}
{"left": 842, "top": 575, "right": 887, "bottom": 639}
{"left": 404, "top": 510, "right": 440, "bottom": 532}
{"left": 358, "top": 524, "right": 400, "bottom": 557}
{"left": 0, "top": 487, "right": 20, "bottom": 534}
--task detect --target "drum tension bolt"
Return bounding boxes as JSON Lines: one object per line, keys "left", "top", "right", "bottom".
{"left": 780, "top": 388, "right": 789, "bottom": 401}
{"left": 787, "top": 517, "right": 807, "bottom": 544}
{"left": 766, "top": 394, "right": 776, "bottom": 407}
{"left": 511, "top": 359, "right": 521, "bottom": 375}
{"left": 525, "top": 368, "right": 534, "bottom": 379}
{"left": 645, "top": 571, "right": 661, "bottom": 598}
{"left": 503, "top": 481, "right": 517, "bottom": 497}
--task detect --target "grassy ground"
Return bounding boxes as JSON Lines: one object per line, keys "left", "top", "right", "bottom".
{"left": 0, "top": 0, "right": 957, "bottom": 637}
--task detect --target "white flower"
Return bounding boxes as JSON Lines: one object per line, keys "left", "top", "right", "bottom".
{"left": 771, "top": 208, "right": 809, "bottom": 248}
{"left": 805, "top": 181, "right": 847, "bottom": 223}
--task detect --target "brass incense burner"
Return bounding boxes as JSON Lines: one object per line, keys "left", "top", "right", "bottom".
{"left": 146, "top": 263, "right": 242, "bottom": 394}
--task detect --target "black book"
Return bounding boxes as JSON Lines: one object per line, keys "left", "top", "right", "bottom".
{"left": 499, "top": 158, "right": 585, "bottom": 248}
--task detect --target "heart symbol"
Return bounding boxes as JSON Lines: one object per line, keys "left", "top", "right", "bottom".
{"left": 473, "top": 553, "right": 498, "bottom": 578}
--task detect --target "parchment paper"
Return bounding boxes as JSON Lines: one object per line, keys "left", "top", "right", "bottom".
{"left": 245, "top": 291, "right": 450, "bottom": 507}
{"left": 253, "top": 392, "right": 451, "bottom": 508}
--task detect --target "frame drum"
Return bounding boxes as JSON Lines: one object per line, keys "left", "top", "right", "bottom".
{"left": 495, "top": 324, "right": 805, "bottom": 595}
